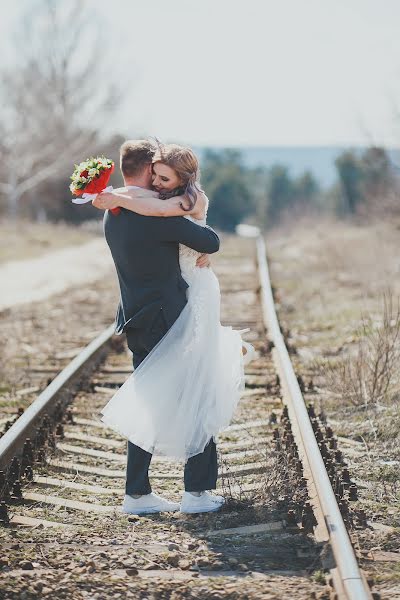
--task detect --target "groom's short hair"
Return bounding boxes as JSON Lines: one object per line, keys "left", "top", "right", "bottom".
{"left": 120, "top": 140, "right": 155, "bottom": 177}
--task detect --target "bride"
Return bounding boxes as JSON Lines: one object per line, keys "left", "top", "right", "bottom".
{"left": 99, "top": 143, "right": 255, "bottom": 463}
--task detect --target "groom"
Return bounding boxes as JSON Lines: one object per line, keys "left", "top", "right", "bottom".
{"left": 93, "top": 140, "right": 224, "bottom": 515}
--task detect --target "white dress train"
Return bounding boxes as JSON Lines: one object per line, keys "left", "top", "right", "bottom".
{"left": 100, "top": 212, "right": 254, "bottom": 461}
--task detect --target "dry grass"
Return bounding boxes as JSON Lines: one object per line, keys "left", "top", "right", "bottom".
{"left": 268, "top": 216, "right": 400, "bottom": 590}
{"left": 325, "top": 292, "right": 400, "bottom": 410}
{"left": 219, "top": 435, "right": 307, "bottom": 517}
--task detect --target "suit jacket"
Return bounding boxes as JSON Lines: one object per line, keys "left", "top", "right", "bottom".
{"left": 104, "top": 204, "right": 220, "bottom": 352}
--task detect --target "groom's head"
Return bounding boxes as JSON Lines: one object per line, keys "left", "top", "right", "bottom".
{"left": 120, "top": 140, "right": 155, "bottom": 187}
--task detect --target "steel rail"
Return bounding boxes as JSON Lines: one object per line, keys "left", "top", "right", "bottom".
{"left": 256, "top": 236, "right": 372, "bottom": 600}
{"left": 0, "top": 325, "right": 115, "bottom": 471}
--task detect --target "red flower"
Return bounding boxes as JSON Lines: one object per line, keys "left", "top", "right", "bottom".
{"left": 73, "top": 164, "right": 114, "bottom": 197}
{"left": 84, "top": 164, "right": 114, "bottom": 194}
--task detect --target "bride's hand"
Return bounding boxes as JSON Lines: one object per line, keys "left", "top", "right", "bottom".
{"left": 92, "top": 192, "right": 121, "bottom": 210}
{"left": 196, "top": 254, "right": 211, "bottom": 268}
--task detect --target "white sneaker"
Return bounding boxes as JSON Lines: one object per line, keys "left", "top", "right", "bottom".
{"left": 122, "top": 492, "right": 180, "bottom": 515}
{"left": 180, "top": 491, "right": 225, "bottom": 514}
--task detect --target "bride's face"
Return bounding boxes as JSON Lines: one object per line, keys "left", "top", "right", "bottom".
{"left": 152, "top": 162, "right": 182, "bottom": 192}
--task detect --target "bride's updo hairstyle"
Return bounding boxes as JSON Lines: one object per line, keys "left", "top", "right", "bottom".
{"left": 153, "top": 143, "right": 203, "bottom": 211}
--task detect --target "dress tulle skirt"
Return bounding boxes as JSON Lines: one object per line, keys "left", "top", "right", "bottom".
{"left": 100, "top": 267, "right": 248, "bottom": 461}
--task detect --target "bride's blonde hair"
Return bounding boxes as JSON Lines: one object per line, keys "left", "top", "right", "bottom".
{"left": 153, "top": 143, "right": 203, "bottom": 211}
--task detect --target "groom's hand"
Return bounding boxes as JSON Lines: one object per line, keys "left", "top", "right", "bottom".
{"left": 196, "top": 254, "right": 211, "bottom": 268}
{"left": 92, "top": 192, "right": 121, "bottom": 211}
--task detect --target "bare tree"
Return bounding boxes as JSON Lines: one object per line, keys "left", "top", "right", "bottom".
{"left": 0, "top": 0, "right": 121, "bottom": 218}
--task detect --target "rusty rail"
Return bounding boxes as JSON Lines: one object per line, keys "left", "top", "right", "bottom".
{"left": 0, "top": 325, "right": 115, "bottom": 472}
{"left": 256, "top": 236, "right": 372, "bottom": 600}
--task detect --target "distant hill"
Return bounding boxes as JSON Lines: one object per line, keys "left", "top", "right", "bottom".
{"left": 196, "top": 145, "right": 400, "bottom": 189}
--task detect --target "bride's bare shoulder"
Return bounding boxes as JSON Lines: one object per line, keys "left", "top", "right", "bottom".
{"left": 191, "top": 191, "right": 208, "bottom": 219}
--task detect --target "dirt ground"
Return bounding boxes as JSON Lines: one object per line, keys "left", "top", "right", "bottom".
{"left": 0, "top": 219, "right": 100, "bottom": 264}
{"left": 0, "top": 218, "right": 398, "bottom": 598}
{"left": 0, "top": 238, "right": 114, "bottom": 312}
{"left": 268, "top": 216, "right": 400, "bottom": 599}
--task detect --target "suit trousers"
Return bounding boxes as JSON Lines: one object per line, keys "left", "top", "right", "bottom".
{"left": 124, "top": 327, "right": 218, "bottom": 496}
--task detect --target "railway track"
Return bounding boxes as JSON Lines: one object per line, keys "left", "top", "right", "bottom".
{"left": 0, "top": 235, "right": 376, "bottom": 600}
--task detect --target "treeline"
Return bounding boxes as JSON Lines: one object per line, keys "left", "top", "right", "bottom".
{"left": 204, "top": 146, "right": 399, "bottom": 231}
{"left": 201, "top": 149, "right": 322, "bottom": 231}
{"left": 333, "top": 147, "right": 396, "bottom": 216}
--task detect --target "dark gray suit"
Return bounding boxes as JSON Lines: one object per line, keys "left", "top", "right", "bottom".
{"left": 104, "top": 206, "right": 220, "bottom": 494}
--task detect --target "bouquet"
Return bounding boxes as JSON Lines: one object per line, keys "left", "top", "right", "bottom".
{"left": 70, "top": 156, "right": 120, "bottom": 215}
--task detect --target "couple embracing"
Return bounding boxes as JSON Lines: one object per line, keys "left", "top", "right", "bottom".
{"left": 94, "top": 140, "right": 255, "bottom": 515}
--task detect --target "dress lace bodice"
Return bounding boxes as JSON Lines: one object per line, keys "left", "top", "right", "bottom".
{"left": 179, "top": 201, "right": 208, "bottom": 278}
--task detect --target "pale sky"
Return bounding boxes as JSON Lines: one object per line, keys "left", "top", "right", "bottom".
{"left": 3, "top": 0, "right": 400, "bottom": 147}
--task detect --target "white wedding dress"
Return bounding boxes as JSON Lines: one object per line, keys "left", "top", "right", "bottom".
{"left": 100, "top": 209, "right": 254, "bottom": 461}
